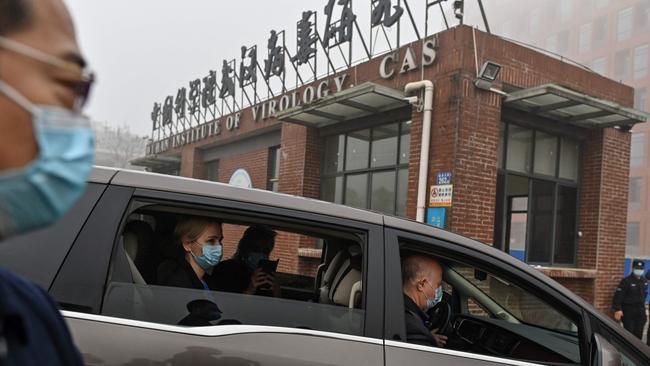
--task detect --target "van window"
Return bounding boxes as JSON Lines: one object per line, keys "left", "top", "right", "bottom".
{"left": 101, "top": 204, "right": 366, "bottom": 336}
{"left": 398, "top": 247, "right": 581, "bottom": 364}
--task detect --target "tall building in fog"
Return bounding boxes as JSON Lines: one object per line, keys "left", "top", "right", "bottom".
{"left": 465, "top": 0, "right": 650, "bottom": 268}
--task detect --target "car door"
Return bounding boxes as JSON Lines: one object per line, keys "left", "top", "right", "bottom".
{"left": 382, "top": 219, "right": 594, "bottom": 366}
{"left": 51, "top": 184, "right": 385, "bottom": 366}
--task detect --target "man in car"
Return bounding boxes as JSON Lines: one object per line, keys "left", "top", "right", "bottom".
{"left": 613, "top": 259, "right": 648, "bottom": 340}
{"left": 402, "top": 255, "right": 448, "bottom": 347}
{"left": 0, "top": 0, "right": 91, "bottom": 363}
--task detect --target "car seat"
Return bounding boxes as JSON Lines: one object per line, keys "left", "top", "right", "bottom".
{"left": 122, "top": 220, "right": 156, "bottom": 284}
{"left": 317, "top": 245, "right": 363, "bottom": 308}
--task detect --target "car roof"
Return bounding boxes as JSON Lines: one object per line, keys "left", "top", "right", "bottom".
{"left": 89, "top": 166, "right": 604, "bottom": 320}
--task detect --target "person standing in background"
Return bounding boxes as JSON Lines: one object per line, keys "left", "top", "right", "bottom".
{"left": 0, "top": 0, "right": 94, "bottom": 363}
{"left": 613, "top": 260, "right": 649, "bottom": 340}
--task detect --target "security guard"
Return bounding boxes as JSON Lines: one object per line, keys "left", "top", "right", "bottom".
{"left": 613, "top": 259, "right": 648, "bottom": 339}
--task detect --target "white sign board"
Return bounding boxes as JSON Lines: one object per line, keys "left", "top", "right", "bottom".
{"left": 229, "top": 169, "right": 253, "bottom": 189}
{"left": 429, "top": 184, "right": 453, "bottom": 207}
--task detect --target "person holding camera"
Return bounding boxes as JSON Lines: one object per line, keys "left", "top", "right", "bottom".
{"left": 211, "top": 225, "right": 281, "bottom": 297}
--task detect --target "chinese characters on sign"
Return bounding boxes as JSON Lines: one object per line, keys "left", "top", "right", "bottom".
{"left": 264, "top": 30, "right": 285, "bottom": 80}
{"left": 430, "top": 184, "right": 453, "bottom": 207}
{"left": 148, "top": 0, "right": 441, "bottom": 154}
{"left": 323, "top": 0, "right": 356, "bottom": 48}
{"left": 292, "top": 11, "right": 318, "bottom": 66}
{"left": 371, "top": 0, "right": 403, "bottom": 27}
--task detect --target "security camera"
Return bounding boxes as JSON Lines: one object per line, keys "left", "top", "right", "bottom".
{"left": 403, "top": 96, "right": 419, "bottom": 105}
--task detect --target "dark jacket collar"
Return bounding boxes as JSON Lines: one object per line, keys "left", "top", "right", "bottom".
{"left": 404, "top": 294, "right": 428, "bottom": 324}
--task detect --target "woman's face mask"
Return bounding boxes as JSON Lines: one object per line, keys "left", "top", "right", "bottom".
{"left": 191, "top": 241, "right": 223, "bottom": 271}
{"left": 0, "top": 81, "right": 94, "bottom": 239}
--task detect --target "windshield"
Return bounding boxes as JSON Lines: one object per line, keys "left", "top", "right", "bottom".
{"left": 450, "top": 264, "right": 579, "bottom": 335}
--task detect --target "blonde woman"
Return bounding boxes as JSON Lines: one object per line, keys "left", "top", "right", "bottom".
{"left": 160, "top": 216, "right": 224, "bottom": 291}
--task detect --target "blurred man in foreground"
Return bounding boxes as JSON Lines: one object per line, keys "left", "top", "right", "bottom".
{"left": 0, "top": 0, "right": 93, "bottom": 363}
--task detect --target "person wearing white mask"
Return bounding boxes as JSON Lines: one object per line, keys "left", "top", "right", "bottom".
{"left": 402, "top": 255, "right": 448, "bottom": 347}
{"left": 0, "top": 0, "right": 92, "bottom": 363}
{"left": 613, "top": 259, "right": 648, "bottom": 340}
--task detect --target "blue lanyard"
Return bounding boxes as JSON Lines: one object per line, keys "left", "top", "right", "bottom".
{"left": 201, "top": 280, "right": 210, "bottom": 291}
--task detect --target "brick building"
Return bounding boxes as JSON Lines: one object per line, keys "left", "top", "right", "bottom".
{"left": 134, "top": 25, "right": 646, "bottom": 314}
{"left": 468, "top": 0, "right": 650, "bottom": 283}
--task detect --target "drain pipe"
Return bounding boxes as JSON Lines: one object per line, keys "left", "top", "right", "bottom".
{"left": 404, "top": 80, "right": 434, "bottom": 223}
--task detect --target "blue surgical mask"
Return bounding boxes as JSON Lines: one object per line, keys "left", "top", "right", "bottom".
{"left": 192, "top": 242, "right": 223, "bottom": 271}
{"left": 0, "top": 81, "right": 94, "bottom": 239}
{"left": 424, "top": 283, "right": 444, "bottom": 311}
{"left": 633, "top": 269, "right": 645, "bottom": 277}
{"left": 244, "top": 252, "right": 268, "bottom": 270}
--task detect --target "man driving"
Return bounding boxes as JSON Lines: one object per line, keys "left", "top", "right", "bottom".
{"left": 402, "top": 255, "right": 448, "bottom": 347}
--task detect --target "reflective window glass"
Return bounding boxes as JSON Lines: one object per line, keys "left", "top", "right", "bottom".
{"left": 559, "top": 138, "right": 580, "bottom": 181}
{"left": 345, "top": 173, "right": 368, "bottom": 209}
{"left": 370, "top": 171, "right": 395, "bottom": 214}
{"left": 506, "top": 125, "right": 533, "bottom": 173}
{"left": 323, "top": 135, "right": 345, "bottom": 173}
{"left": 321, "top": 176, "right": 343, "bottom": 204}
{"left": 345, "top": 129, "right": 370, "bottom": 171}
{"left": 396, "top": 168, "right": 408, "bottom": 217}
{"left": 399, "top": 121, "right": 411, "bottom": 164}
{"left": 371, "top": 124, "right": 398, "bottom": 168}
{"left": 534, "top": 132, "right": 557, "bottom": 176}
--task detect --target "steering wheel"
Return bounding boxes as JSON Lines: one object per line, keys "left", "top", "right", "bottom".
{"left": 427, "top": 301, "right": 452, "bottom": 335}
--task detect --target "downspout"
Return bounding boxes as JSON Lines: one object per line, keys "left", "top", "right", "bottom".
{"left": 404, "top": 81, "right": 434, "bottom": 223}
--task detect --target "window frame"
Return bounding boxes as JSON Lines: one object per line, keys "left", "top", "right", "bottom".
{"left": 383, "top": 226, "right": 590, "bottom": 365}
{"left": 496, "top": 122, "right": 581, "bottom": 267}
{"left": 320, "top": 120, "right": 410, "bottom": 216}
{"left": 267, "top": 145, "right": 281, "bottom": 192}
{"left": 204, "top": 159, "right": 220, "bottom": 182}
{"left": 98, "top": 187, "right": 385, "bottom": 339}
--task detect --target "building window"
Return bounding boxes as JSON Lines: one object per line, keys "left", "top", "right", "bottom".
{"left": 629, "top": 177, "right": 643, "bottom": 211}
{"left": 495, "top": 123, "right": 580, "bottom": 266}
{"left": 626, "top": 222, "right": 640, "bottom": 256}
{"left": 617, "top": 7, "right": 633, "bottom": 41}
{"left": 636, "top": 1, "right": 650, "bottom": 30}
{"left": 633, "top": 44, "right": 649, "bottom": 80}
{"left": 635, "top": 88, "right": 647, "bottom": 111}
{"left": 615, "top": 49, "right": 631, "bottom": 80}
{"left": 267, "top": 146, "right": 280, "bottom": 192}
{"left": 204, "top": 160, "right": 219, "bottom": 182}
{"left": 578, "top": 23, "right": 592, "bottom": 54}
{"left": 591, "top": 57, "right": 607, "bottom": 75}
{"left": 631, "top": 133, "right": 645, "bottom": 167}
{"left": 593, "top": 17, "right": 607, "bottom": 48}
{"left": 321, "top": 121, "right": 410, "bottom": 216}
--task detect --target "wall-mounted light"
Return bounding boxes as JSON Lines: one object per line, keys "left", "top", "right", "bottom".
{"left": 474, "top": 61, "right": 507, "bottom": 96}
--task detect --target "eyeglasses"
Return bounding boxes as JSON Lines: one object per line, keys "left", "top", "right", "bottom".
{"left": 0, "top": 36, "right": 95, "bottom": 110}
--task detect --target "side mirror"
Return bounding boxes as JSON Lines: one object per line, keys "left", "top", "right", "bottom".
{"left": 591, "top": 333, "right": 621, "bottom": 366}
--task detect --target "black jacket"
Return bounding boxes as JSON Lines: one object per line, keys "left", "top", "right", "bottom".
{"left": 210, "top": 259, "right": 252, "bottom": 294}
{"left": 613, "top": 274, "right": 648, "bottom": 311}
{"left": 403, "top": 294, "right": 438, "bottom": 347}
{"left": 160, "top": 258, "right": 209, "bottom": 290}
{"left": 0, "top": 269, "right": 83, "bottom": 365}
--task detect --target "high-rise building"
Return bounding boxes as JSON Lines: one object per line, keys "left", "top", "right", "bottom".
{"left": 465, "top": 0, "right": 650, "bottom": 270}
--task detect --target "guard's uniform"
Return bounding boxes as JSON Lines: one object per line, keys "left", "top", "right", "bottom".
{"left": 613, "top": 273, "right": 648, "bottom": 339}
